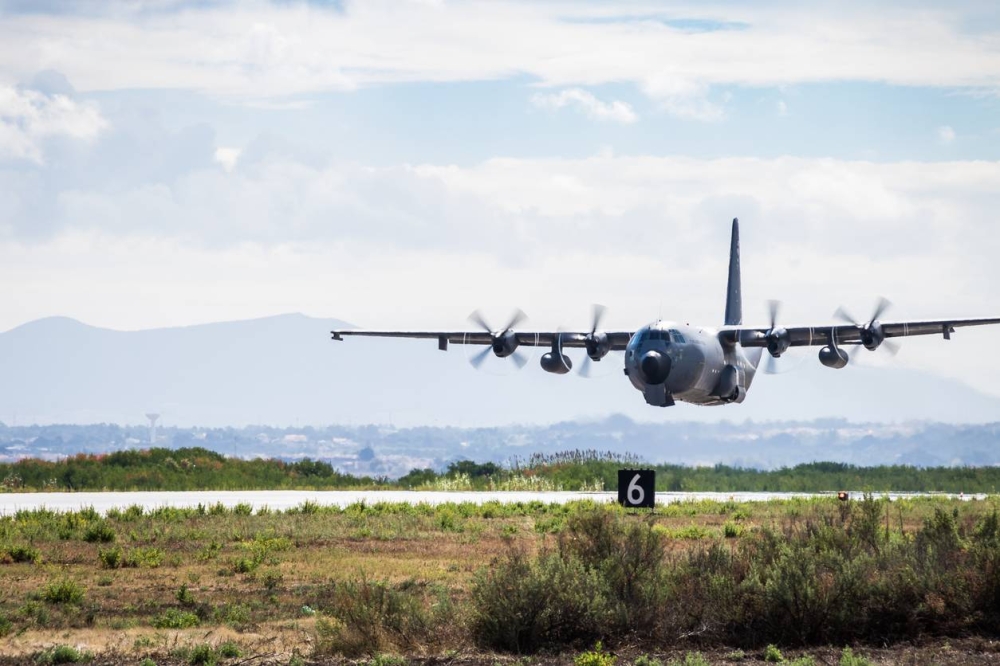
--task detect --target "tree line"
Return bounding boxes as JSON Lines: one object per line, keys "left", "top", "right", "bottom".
{"left": 2, "top": 447, "right": 998, "bottom": 492}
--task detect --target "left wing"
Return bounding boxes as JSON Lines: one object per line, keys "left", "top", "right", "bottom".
{"left": 732, "top": 317, "right": 1000, "bottom": 349}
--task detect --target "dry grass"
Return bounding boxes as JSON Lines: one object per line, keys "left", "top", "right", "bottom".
{"left": 1, "top": 496, "right": 998, "bottom": 663}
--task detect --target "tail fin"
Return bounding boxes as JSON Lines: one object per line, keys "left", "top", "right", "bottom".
{"left": 724, "top": 217, "right": 742, "bottom": 326}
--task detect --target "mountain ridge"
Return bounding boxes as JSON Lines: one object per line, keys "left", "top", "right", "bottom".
{"left": 2, "top": 313, "right": 999, "bottom": 428}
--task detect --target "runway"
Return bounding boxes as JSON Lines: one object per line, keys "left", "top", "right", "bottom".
{"left": 0, "top": 489, "right": 984, "bottom": 514}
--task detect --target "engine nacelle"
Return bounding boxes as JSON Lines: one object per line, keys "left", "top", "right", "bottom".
{"left": 540, "top": 352, "right": 572, "bottom": 374}
{"left": 585, "top": 332, "right": 611, "bottom": 361}
{"left": 860, "top": 321, "right": 886, "bottom": 351}
{"left": 765, "top": 327, "right": 791, "bottom": 357}
{"left": 491, "top": 330, "right": 519, "bottom": 358}
{"left": 819, "top": 345, "right": 849, "bottom": 369}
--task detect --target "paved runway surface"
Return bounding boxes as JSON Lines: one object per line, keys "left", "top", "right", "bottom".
{"left": 0, "top": 490, "right": 984, "bottom": 514}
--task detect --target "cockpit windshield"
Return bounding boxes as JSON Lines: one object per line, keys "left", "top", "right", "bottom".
{"left": 631, "top": 327, "right": 686, "bottom": 346}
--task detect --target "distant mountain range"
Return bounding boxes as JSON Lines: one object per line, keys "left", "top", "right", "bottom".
{"left": 2, "top": 313, "right": 1000, "bottom": 428}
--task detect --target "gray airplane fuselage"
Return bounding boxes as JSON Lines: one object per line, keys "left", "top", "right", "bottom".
{"left": 624, "top": 321, "right": 762, "bottom": 407}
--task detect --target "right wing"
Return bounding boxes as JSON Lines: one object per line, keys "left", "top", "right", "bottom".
{"left": 330, "top": 328, "right": 634, "bottom": 351}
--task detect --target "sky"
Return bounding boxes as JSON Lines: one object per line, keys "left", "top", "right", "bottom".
{"left": 2, "top": 0, "right": 1000, "bottom": 407}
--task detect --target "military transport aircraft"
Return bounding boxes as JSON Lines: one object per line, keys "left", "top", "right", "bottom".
{"left": 331, "top": 219, "right": 1000, "bottom": 408}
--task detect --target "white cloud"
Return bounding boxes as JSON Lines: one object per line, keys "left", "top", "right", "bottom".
{"left": 214, "top": 147, "right": 242, "bottom": 172}
{"left": 937, "top": 125, "right": 956, "bottom": 144}
{"left": 777, "top": 100, "right": 788, "bottom": 116}
{"left": 531, "top": 88, "right": 637, "bottom": 123}
{"left": 0, "top": 2, "right": 998, "bottom": 119}
{"left": 0, "top": 86, "right": 107, "bottom": 162}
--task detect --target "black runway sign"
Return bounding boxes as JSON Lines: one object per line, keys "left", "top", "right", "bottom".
{"left": 618, "top": 469, "right": 655, "bottom": 508}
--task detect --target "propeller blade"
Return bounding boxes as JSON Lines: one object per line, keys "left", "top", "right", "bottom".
{"left": 834, "top": 307, "right": 860, "bottom": 326}
{"left": 579, "top": 355, "right": 593, "bottom": 378}
{"left": 468, "top": 310, "right": 491, "bottom": 333}
{"left": 767, "top": 300, "right": 782, "bottom": 330}
{"left": 871, "top": 296, "right": 893, "bottom": 323}
{"left": 764, "top": 354, "right": 779, "bottom": 375}
{"left": 469, "top": 346, "right": 492, "bottom": 369}
{"left": 883, "top": 338, "right": 901, "bottom": 356}
{"left": 511, "top": 349, "right": 529, "bottom": 369}
{"left": 590, "top": 304, "right": 607, "bottom": 334}
{"left": 503, "top": 308, "right": 527, "bottom": 332}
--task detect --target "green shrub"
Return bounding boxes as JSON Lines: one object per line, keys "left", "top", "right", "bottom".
{"left": 9, "top": 544, "right": 41, "bottom": 563}
{"left": 471, "top": 547, "right": 611, "bottom": 652}
{"left": 36, "top": 645, "right": 92, "bottom": 664}
{"left": 152, "top": 609, "right": 200, "bottom": 629}
{"left": 763, "top": 644, "right": 783, "bottom": 662}
{"left": 98, "top": 546, "right": 123, "bottom": 569}
{"left": 139, "top": 659, "right": 157, "bottom": 666}
{"left": 368, "top": 655, "right": 407, "bottom": 666}
{"left": 187, "top": 643, "right": 217, "bottom": 666}
{"left": 124, "top": 547, "right": 165, "bottom": 568}
{"left": 82, "top": 521, "right": 116, "bottom": 543}
{"left": 668, "top": 654, "right": 710, "bottom": 666}
{"left": 722, "top": 522, "right": 742, "bottom": 538}
{"left": 632, "top": 656, "right": 662, "bottom": 666}
{"left": 0, "top": 613, "right": 12, "bottom": 637}
{"left": 176, "top": 584, "right": 196, "bottom": 605}
{"left": 43, "top": 579, "right": 85, "bottom": 605}
{"left": 839, "top": 648, "right": 871, "bottom": 666}
{"left": 315, "top": 576, "right": 450, "bottom": 657}
{"left": 218, "top": 641, "right": 242, "bottom": 658}
{"left": 575, "top": 641, "right": 616, "bottom": 666}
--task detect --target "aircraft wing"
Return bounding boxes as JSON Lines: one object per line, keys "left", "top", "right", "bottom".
{"left": 733, "top": 317, "right": 1000, "bottom": 348}
{"left": 330, "top": 329, "right": 634, "bottom": 350}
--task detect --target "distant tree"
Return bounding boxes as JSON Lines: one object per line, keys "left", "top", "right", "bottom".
{"left": 357, "top": 446, "right": 376, "bottom": 462}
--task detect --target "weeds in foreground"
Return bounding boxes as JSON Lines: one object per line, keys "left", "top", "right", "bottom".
{"left": 43, "top": 579, "right": 85, "bottom": 605}
{"left": 575, "top": 642, "right": 616, "bottom": 666}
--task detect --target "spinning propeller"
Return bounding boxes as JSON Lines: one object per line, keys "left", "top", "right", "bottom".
{"left": 834, "top": 297, "right": 901, "bottom": 359}
{"left": 466, "top": 309, "right": 531, "bottom": 371}
{"left": 579, "top": 304, "right": 614, "bottom": 378}
{"left": 762, "top": 300, "right": 803, "bottom": 375}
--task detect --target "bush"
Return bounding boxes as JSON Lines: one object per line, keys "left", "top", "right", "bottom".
{"left": 315, "top": 576, "right": 452, "bottom": 657}
{"left": 471, "top": 510, "right": 668, "bottom": 652}
{"left": 9, "top": 544, "right": 41, "bottom": 563}
{"left": 82, "top": 521, "right": 116, "bottom": 543}
{"left": 632, "top": 657, "right": 662, "bottom": 666}
{"left": 471, "top": 547, "right": 611, "bottom": 652}
{"left": 763, "top": 645, "right": 783, "bottom": 662}
{"left": 576, "top": 642, "right": 616, "bottom": 666}
{"left": 36, "top": 645, "right": 91, "bottom": 664}
{"left": 98, "top": 547, "right": 123, "bottom": 569}
{"left": 176, "top": 584, "right": 196, "bottom": 605}
{"left": 218, "top": 641, "right": 242, "bottom": 658}
{"left": 669, "top": 655, "right": 710, "bottom": 666}
{"left": 43, "top": 580, "right": 85, "bottom": 605}
{"left": 187, "top": 644, "right": 216, "bottom": 666}
{"left": 152, "top": 609, "right": 200, "bottom": 629}
{"left": 0, "top": 613, "right": 12, "bottom": 637}
{"left": 839, "top": 648, "right": 871, "bottom": 666}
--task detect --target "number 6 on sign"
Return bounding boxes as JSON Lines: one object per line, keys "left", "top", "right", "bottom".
{"left": 618, "top": 469, "right": 655, "bottom": 508}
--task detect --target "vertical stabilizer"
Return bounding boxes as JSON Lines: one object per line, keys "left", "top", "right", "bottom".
{"left": 724, "top": 218, "right": 742, "bottom": 326}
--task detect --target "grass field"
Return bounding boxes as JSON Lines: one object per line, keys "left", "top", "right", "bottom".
{"left": 2, "top": 496, "right": 1000, "bottom": 665}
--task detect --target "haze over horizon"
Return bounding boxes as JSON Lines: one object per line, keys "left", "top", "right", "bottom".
{"left": 2, "top": 1, "right": 1000, "bottom": 419}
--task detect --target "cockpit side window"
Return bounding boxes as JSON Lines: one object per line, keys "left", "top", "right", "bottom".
{"left": 669, "top": 330, "right": 687, "bottom": 343}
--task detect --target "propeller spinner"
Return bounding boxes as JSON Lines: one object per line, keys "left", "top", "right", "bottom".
{"left": 466, "top": 309, "right": 531, "bottom": 370}
{"left": 834, "top": 297, "right": 901, "bottom": 359}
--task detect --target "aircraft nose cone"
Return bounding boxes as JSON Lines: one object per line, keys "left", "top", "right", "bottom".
{"left": 639, "top": 350, "right": 671, "bottom": 385}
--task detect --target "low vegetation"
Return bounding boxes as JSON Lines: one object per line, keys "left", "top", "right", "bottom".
{"left": 3, "top": 447, "right": 1000, "bottom": 492}
{"left": 1, "top": 494, "right": 999, "bottom": 664}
